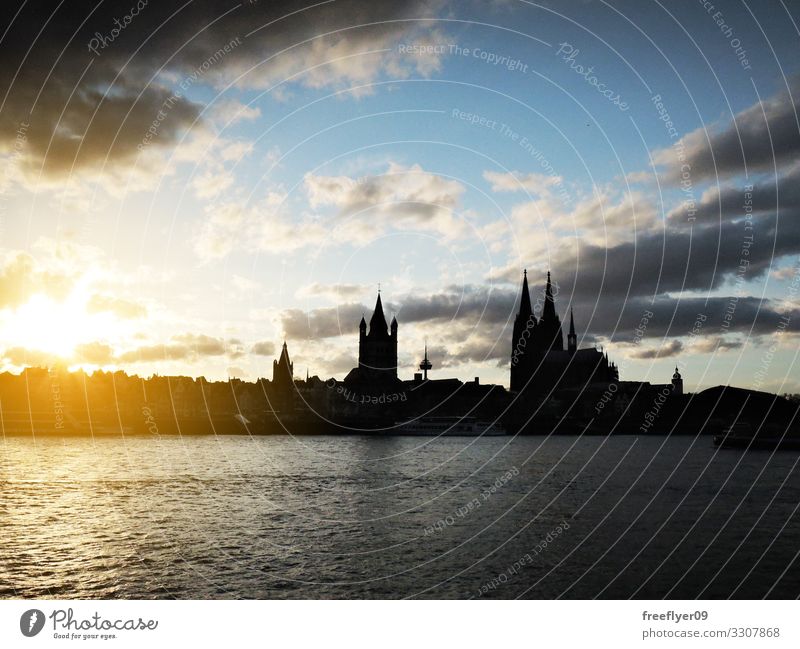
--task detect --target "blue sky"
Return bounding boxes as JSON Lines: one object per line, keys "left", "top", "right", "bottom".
{"left": 1, "top": 0, "right": 799, "bottom": 393}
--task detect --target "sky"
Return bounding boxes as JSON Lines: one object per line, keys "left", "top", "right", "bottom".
{"left": 1, "top": 0, "right": 799, "bottom": 393}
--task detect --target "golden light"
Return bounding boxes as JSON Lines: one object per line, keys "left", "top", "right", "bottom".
{"left": 0, "top": 291, "right": 116, "bottom": 360}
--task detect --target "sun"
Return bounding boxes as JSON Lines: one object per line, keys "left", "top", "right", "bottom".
{"left": 1, "top": 291, "right": 114, "bottom": 360}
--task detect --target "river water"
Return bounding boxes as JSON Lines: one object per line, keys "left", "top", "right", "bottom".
{"left": 1, "top": 434, "right": 798, "bottom": 599}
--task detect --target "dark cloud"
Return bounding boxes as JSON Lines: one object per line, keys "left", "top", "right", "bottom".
{"left": 388, "top": 285, "right": 518, "bottom": 326}
{"left": 437, "top": 334, "right": 508, "bottom": 368}
{"left": 279, "top": 285, "right": 522, "bottom": 343}
{"left": 278, "top": 279, "right": 799, "bottom": 356}
{"left": 281, "top": 302, "right": 367, "bottom": 340}
{"left": 581, "top": 295, "right": 799, "bottom": 343}
{"left": 0, "top": 0, "right": 443, "bottom": 177}
{"left": 669, "top": 164, "right": 800, "bottom": 226}
{"left": 629, "top": 339, "right": 683, "bottom": 359}
{"left": 552, "top": 211, "right": 800, "bottom": 303}
{"left": 654, "top": 79, "right": 800, "bottom": 183}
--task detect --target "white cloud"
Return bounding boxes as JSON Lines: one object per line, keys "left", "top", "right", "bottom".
{"left": 483, "top": 170, "right": 564, "bottom": 195}
{"left": 210, "top": 99, "right": 261, "bottom": 126}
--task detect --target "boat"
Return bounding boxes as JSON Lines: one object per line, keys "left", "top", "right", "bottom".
{"left": 393, "top": 416, "right": 506, "bottom": 436}
{"left": 713, "top": 422, "right": 800, "bottom": 450}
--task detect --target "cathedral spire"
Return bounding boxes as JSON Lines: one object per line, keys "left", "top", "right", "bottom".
{"left": 542, "top": 270, "right": 556, "bottom": 322}
{"left": 567, "top": 308, "right": 577, "bottom": 353}
{"left": 519, "top": 269, "right": 533, "bottom": 317}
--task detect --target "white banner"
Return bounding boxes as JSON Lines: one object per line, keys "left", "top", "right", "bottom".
{"left": 0, "top": 600, "right": 797, "bottom": 648}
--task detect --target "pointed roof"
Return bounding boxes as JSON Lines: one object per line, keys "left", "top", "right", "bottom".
{"left": 369, "top": 293, "right": 389, "bottom": 336}
{"left": 569, "top": 308, "right": 576, "bottom": 336}
{"left": 278, "top": 341, "right": 291, "bottom": 365}
{"left": 542, "top": 270, "right": 557, "bottom": 322}
{"left": 519, "top": 269, "right": 533, "bottom": 316}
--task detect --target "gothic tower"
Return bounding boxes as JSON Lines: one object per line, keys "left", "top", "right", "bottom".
{"left": 272, "top": 341, "right": 295, "bottom": 410}
{"left": 538, "top": 271, "right": 563, "bottom": 353}
{"left": 358, "top": 292, "right": 398, "bottom": 382}
{"left": 510, "top": 269, "right": 536, "bottom": 392}
{"left": 567, "top": 308, "right": 577, "bottom": 354}
{"left": 272, "top": 341, "right": 294, "bottom": 391}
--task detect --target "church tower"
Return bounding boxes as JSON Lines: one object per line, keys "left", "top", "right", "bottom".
{"left": 510, "top": 269, "right": 536, "bottom": 392}
{"left": 538, "top": 271, "right": 563, "bottom": 353}
{"left": 567, "top": 308, "right": 577, "bottom": 354}
{"left": 272, "top": 341, "right": 294, "bottom": 391}
{"left": 672, "top": 366, "right": 683, "bottom": 395}
{"left": 272, "top": 341, "right": 295, "bottom": 410}
{"left": 357, "top": 291, "right": 398, "bottom": 382}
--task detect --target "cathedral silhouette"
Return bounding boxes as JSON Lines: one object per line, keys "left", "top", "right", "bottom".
{"left": 335, "top": 270, "right": 618, "bottom": 395}
{"left": 510, "top": 270, "right": 618, "bottom": 394}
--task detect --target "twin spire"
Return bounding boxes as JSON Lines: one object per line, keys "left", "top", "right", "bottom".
{"left": 519, "top": 268, "right": 558, "bottom": 322}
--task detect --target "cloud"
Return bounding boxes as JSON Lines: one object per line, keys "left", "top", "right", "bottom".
{"left": 689, "top": 337, "right": 745, "bottom": 354}
{"left": 506, "top": 186, "right": 659, "bottom": 254}
{"left": 280, "top": 303, "right": 367, "bottom": 340}
{"left": 388, "top": 285, "right": 518, "bottom": 325}
{"left": 483, "top": 170, "right": 564, "bottom": 195}
{"left": 586, "top": 295, "right": 799, "bottom": 343}
{"left": 296, "top": 282, "right": 367, "bottom": 301}
{"left": 210, "top": 99, "right": 261, "bottom": 126}
{"left": 192, "top": 167, "right": 235, "bottom": 199}
{"left": 193, "top": 192, "right": 356, "bottom": 261}
{"left": 0, "top": 250, "right": 82, "bottom": 309}
{"left": 304, "top": 162, "right": 467, "bottom": 238}
{"left": 550, "top": 210, "right": 800, "bottom": 304}
{"left": 86, "top": 294, "right": 147, "bottom": 319}
{"left": 1, "top": 347, "right": 59, "bottom": 368}
{"left": 251, "top": 341, "right": 276, "bottom": 356}
{"left": 653, "top": 79, "right": 800, "bottom": 183}
{"left": 0, "top": 0, "right": 446, "bottom": 181}
{"left": 227, "top": 366, "right": 248, "bottom": 379}
{"left": 628, "top": 339, "right": 684, "bottom": 359}
{"left": 771, "top": 265, "right": 800, "bottom": 281}
{"left": 194, "top": 161, "right": 469, "bottom": 261}
{"left": 117, "top": 333, "right": 235, "bottom": 363}
{"left": 74, "top": 342, "right": 116, "bottom": 365}
{"left": 668, "top": 162, "right": 800, "bottom": 226}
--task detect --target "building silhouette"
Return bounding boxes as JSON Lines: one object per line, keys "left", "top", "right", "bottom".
{"left": 672, "top": 366, "right": 683, "bottom": 395}
{"left": 511, "top": 270, "right": 617, "bottom": 394}
{"left": 345, "top": 291, "right": 398, "bottom": 385}
{"left": 272, "top": 341, "right": 294, "bottom": 410}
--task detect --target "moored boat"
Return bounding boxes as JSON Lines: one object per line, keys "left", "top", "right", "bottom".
{"left": 393, "top": 416, "right": 506, "bottom": 436}
{"left": 713, "top": 422, "right": 800, "bottom": 450}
